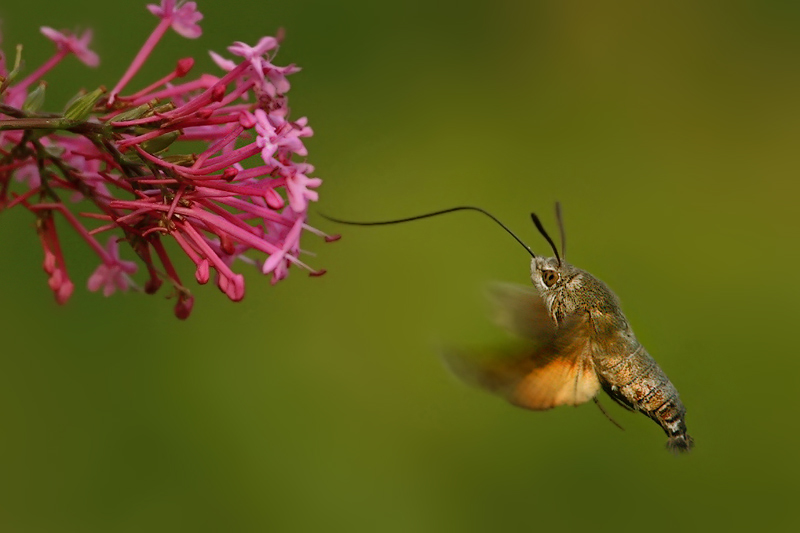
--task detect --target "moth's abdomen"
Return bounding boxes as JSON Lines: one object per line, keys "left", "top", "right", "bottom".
{"left": 596, "top": 344, "right": 694, "bottom": 453}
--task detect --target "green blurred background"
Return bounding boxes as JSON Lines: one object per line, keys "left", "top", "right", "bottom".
{"left": 1, "top": 0, "right": 798, "bottom": 531}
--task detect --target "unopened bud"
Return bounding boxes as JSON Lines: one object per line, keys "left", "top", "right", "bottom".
{"left": 23, "top": 82, "right": 47, "bottom": 113}
{"left": 141, "top": 130, "right": 180, "bottom": 154}
{"left": 175, "top": 57, "right": 195, "bottom": 77}
{"left": 64, "top": 87, "right": 105, "bottom": 122}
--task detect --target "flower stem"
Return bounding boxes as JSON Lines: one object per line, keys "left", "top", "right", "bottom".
{"left": 0, "top": 117, "right": 87, "bottom": 131}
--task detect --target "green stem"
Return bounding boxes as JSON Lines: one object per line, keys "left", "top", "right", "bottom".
{"left": 0, "top": 104, "right": 110, "bottom": 135}
{"left": 0, "top": 117, "right": 87, "bottom": 131}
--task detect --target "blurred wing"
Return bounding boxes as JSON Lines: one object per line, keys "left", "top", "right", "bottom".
{"left": 487, "top": 282, "right": 555, "bottom": 341}
{"left": 443, "top": 312, "right": 600, "bottom": 410}
{"left": 512, "top": 313, "right": 601, "bottom": 409}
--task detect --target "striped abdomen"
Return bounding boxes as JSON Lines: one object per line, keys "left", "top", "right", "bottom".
{"left": 594, "top": 344, "right": 693, "bottom": 453}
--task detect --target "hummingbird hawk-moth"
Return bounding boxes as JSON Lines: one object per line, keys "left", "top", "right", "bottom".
{"left": 323, "top": 205, "right": 693, "bottom": 453}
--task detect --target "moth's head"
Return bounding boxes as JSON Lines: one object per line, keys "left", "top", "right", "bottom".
{"left": 527, "top": 206, "right": 575, "bottom": 298}
{"left": 530, "top": 256, "right": 580, "bottom": 295}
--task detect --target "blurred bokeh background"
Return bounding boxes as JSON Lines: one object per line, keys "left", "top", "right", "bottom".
{"left": 0, "top": 0, "right": 798, "bottom": 531}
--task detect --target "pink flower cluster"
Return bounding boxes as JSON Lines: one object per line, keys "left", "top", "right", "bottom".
{"left": 0, "top": 0, "right": 336, "bottom": 319}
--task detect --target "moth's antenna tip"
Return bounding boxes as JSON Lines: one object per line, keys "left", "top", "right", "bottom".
{"left": 530, "top": 212, "right": 561, "bottom": 266}
{"left": 554, "top": 202, "right": 566, "bottom": 263}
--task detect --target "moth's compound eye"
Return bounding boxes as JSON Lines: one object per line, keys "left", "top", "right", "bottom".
{"left": 541, "top": 270, "right": 559, "bottom": 288}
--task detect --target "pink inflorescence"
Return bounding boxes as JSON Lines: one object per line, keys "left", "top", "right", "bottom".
{"left": 0, "top": 1, "right": 336, "bottom": 319}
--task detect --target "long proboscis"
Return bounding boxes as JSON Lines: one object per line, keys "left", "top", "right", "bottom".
{"left": 320, "top": 206, "right": 536, "bottom": 258}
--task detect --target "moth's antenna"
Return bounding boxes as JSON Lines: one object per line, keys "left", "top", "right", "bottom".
{"left": 530, "top": 212, "right": 561, "bottom": 266}
{"left": 555, "top": 202, "right": 566, "bottom": 262}
{"left": 321, "top": 206, "right": 536, "bottom": 258}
